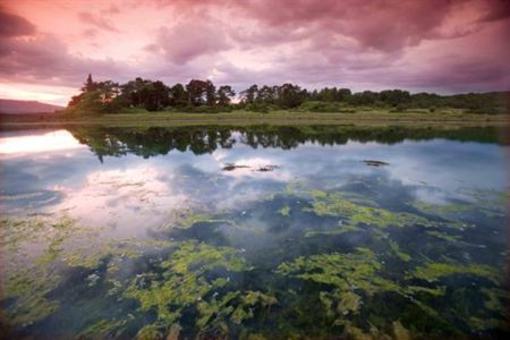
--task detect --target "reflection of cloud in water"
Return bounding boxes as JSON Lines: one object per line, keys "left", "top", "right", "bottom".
{"left": 0, "top": 190, "right": 62, "bottom": 213}
{"left": 0, "top": 130, "right": 85, "bottom": 156}
{"left": 2, "top": 130, "right": 508, "bottom": 239}
{"left": 48, "top": 166, "right": 189, "bottom": 238}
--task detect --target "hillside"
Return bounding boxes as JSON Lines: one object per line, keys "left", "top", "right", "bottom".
{"left": 0, "top": 99, "right": 64, "bottom": 114}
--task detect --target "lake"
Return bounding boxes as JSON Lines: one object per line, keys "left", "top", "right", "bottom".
{"left": 1, "top": 125, "right": 508, "bottom": 338}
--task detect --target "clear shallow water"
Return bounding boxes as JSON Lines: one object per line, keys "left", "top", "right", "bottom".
{"left": 0, "top": 126, "right": 509, "bottom": 339}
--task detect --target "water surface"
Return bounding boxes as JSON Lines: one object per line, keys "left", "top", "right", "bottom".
{"left": 1, "top": 126, "right": 508, "bottom": 338}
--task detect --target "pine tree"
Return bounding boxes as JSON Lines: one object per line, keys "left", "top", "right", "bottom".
{"left": 82, "top": 73, "right": 97, "bottom": 92}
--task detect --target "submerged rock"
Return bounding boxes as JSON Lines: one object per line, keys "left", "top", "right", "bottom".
{"left": 221, "top": 163, "right": 280, "bottom": 172}
{"left": 363, "top": 160, "right": 389, "bottom": 167}
{"left": 255, "top": 165, "right": 280, "bottom": 172}
{"left": 222, "top": 163, "right": 250, "bottom": 171}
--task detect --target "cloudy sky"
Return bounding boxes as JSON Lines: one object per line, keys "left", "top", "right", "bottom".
{"left": 1, "top": 0, "right": 509, "bottom": 105}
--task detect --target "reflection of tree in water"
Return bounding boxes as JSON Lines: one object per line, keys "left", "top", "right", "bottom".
{"left": 68, "top": 125, "right": 505, "bottom": 161}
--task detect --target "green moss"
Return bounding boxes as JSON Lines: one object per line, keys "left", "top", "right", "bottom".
{"left": 411, "top": 262, "right": 501, "bottom": 284}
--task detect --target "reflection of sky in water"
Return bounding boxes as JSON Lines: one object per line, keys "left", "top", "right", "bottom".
{"left": 1, "top": 129, "right": 508, "bottom": 238}
{"left": 0, "top": 129, "right": 85, "bottom": 155}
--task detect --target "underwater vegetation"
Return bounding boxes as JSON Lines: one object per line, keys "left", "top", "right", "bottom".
{"left": 0, "top": 185, "right": 508, "bottom": 339}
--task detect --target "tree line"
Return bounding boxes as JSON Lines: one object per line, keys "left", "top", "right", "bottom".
{"left": 67, "top": 74, "right": 507, "bottom": 114}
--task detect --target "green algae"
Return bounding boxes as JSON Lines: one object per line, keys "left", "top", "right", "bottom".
{"left": 415, "top": 189, "right": 509, "bottom": 220}
{"left": 0, "top": 216, "right": 86, "bottom": 326}
{"left": 230, "top": 291, "right": 278, "bottom": 325}
{"left": 78, "top": 319, "right": 128, "bottom": 339}
{"left": 388, "top": 240, "right": 411, "bottom": 262}
{"left": 411, "top": 262, "right": 501, "bottom": 284}
{"left": 305, "top": 191, "right": 440, "bottom": 229}
{"left": 1, "top": 184, "right": 508, "bottom": 337}
{"left": 196, "top": 290, "right": 277, "bottom": 331}
{"left": 2, "top": 268, "right": 61, "bottom": 326}
{"left": 407, "top": 285, "right": 446, "bottom": 297}
{"left": 304, "top": 223, "right": 360, "bottom": 237}
{"left": 136, "top": 324, "right": 164, "bottom": 340}
{"left": 0, "top": 217, "right": 46, "bottom": 252}
{"left": 481, "top": 288, "right": 510, "bottom": 312}
{"left": 425, "top": 230, "right": 461, "bottom": 242}
{"left": 0, "top": 215, "right": 173, "bottom": 328}
{"left": 413, "top": 201, "right": 473, "bottom": 215}
{"left": 123, "top": 241, "right": 278, "bottom": 335}
{"left": 62, "top": 238, "right": 172, "bottom": 269}
{"left": 161, "top": 209, "right": 230, "bottom": 230}
{"left": 276, "top": 248, "right": 401, "bottom": 299}
{"left": 278, "top": 205, "right": 291, "bottom": 216}
{"left": 125, "top": 241, "right": 249, "bottom": 326}
{"left": 320, "top": 289, "right": 361, "bottom": 318}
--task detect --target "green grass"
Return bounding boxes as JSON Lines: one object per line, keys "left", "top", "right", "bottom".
{"left": 1, "top": 108, "right": 509, "bottom": 128}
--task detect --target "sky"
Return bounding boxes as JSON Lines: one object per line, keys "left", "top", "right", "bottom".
{"left": 0, "top": 0, "right": 509, "bottom": 105}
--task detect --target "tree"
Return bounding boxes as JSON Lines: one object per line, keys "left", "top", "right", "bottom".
{"left": 257, "top": 85, "right": 275, "bottom": 104}
{"left": 380, "top": 89, "right": 410, "bottom": 107}
{"left": 205, "top": 80, "right": 216, "bottom": 106}
{"left": 217, "top": 85, "right": 236, "bottom": 106}
{"left": 186, "top": 79, "right": 211, "bottom": 106}
{"left": 240, "top": 84, "right": 258, "bottom": 104}
{"left": 277, "top": 83, "right": 306, "bottom": 108}
{"left": 337, "top": 88, "right": 352, "bottom": 101}
{"left": 169, "top": 83, "right": 188, "bottom": 107}
{"left": 81, "top": 73, "right": 97, "bottom": 93}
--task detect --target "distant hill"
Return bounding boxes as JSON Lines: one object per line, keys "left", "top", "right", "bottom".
{"left": 0, "top": 99, "right": 64, "bottom": 114}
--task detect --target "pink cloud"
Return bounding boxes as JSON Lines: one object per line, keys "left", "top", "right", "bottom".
{"left": 0, "top": 0, "right": 508, "bottom": 104}
{"left": 77, "top": 11, "right": 119, "bottom": 32}
{"left": 0, "top": 6, "right": 36, "bottom": 37}
{"left": 154, "top": 14, "right": 230, "bottom": 64}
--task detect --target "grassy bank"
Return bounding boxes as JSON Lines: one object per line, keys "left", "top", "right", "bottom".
{"left": 1, "top": 109, "right": 509, "bottom": 129}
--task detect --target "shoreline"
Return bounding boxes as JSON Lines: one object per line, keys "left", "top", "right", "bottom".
{"left": 1, "top": 111, "right": 509, "bottom": 129}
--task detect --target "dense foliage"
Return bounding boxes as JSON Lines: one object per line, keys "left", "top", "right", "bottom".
{"left": 67, "top": 74, "right": 508, "bottom": 115}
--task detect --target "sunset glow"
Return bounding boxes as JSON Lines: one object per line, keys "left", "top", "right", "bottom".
{"left": 1, "top": 0, "right": 508, "bottom": 106}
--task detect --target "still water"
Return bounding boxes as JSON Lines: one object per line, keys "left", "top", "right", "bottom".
{"left": 0, "top": 126, "right": 509, "bottom": 339}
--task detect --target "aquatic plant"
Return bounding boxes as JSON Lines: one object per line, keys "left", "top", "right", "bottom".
{"left": 124, "top": 241, "right": 249, "bottom": 328}
{"left": 276, "top": 248, "right": 401, "bottom": 325}
{"left": 411, "top": 262, "right": 501, "bottom": 284}
{"left": 305, "top": 191, "right": 440, "bottom": 229}
{"left": 388, "top": 239, "right": 411, "bottom": 262}
{"left": 277, "top": 205, "right": 291, "bottom": 216}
